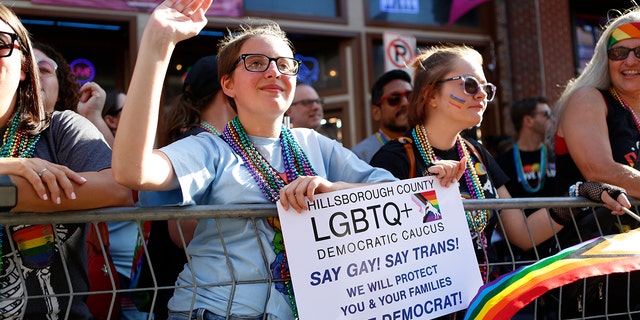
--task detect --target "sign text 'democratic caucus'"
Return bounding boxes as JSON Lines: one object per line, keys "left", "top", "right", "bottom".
{"left": 277, "top": 177, "right": 483, "bottom": 319}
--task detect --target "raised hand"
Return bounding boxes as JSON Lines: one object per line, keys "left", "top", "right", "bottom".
{"left": 146, "top": 0, "right": 213, "bottom": 45}
{"left": 77, "top": 82, "right": 106, "bottom": 120}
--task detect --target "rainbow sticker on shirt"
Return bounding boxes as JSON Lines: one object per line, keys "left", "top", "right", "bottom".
{"left": 411, "top": 190, "right": 442, "bottom": 223}
{"left": 12, "top": 224, "right": 56, "bottom": 269}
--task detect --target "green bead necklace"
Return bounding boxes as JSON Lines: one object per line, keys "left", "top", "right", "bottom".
{"left": 0, "top": 108, "right": 42, "bottom": 276}
{"left": 1, "top": 109, "right": 41, "bottom": 158}
{"left": 199, "top": 121, "right": 219, "bottom": 136}
{"left": 221, "top": 117, "right": 317, "bottom": 318}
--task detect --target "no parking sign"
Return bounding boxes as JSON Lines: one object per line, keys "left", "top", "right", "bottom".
{"left": 384, "top": 32, "right": 416, "bottom": 72}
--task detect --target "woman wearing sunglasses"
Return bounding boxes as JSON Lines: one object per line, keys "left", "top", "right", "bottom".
{"left": 550, "top": 8, "right": 640, "bottom": 316}
{"left": 112, "top": 0, "right": 396, "bottom": 319}
{"left": 553, "top": 9, "right": 640, "bottom": 208}
{"left": 370, "top": 44, "right": 630, "bottom": 316}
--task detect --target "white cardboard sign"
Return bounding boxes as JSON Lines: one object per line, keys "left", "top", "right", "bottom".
{"left": 277, "top": 177, "right": 483, "bottom": 319}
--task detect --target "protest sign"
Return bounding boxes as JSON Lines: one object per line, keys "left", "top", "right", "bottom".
{"left": 277, "top": 176, "right": 483, "bottom": 319}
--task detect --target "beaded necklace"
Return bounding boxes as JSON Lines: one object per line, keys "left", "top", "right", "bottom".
{"left": 221, "top": 117, "right": 317, "bottom": 317}
{"left": 375, "top": 129, "right": 390, "bottom": 146}
{"left": 512, "top": 142, "right": 547, "bottom": 193}
{"left": 1, "top": 110, "right": 41, "bottom": 158}
{"left": 609, "top": 87, "right": 640, "bottom": 135}
{"left": 411, "top": 124, "right": 490, "bottom": 281}
{"left": 199, "top": 121, "right": 219, "bottom": 135}
{"left": 0, "top": 108, "right": 41, "bottom": 276}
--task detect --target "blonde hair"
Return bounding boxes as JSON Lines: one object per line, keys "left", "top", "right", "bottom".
{"left": 551, "top": 8, "right": 640, "bottom": 142}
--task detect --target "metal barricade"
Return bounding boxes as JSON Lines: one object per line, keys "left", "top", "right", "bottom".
{"left": 0, "top": 198, "right": 639, "bottom": 319}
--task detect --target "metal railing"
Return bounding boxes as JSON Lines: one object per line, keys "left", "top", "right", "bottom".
{"left": 1, "top": 197, "right": 639, "bottom": 319}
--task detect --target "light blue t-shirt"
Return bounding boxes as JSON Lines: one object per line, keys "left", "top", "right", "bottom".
{"left": 351, "top": 133, "right": 383, "bottom": 163}
{"left": 139, "top": 128, "right": 396, "bottom": 319}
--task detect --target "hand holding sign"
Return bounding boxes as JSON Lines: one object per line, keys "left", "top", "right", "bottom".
{"left": 277, "top": 177, "right": 483, "bottom": 319}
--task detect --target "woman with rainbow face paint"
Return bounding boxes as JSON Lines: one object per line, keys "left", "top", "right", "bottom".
{"left": 370, "top": 44, "right": 632, "bottom": 318}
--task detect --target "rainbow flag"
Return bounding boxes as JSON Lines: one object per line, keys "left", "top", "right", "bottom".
{"left": 421, "top": 190, "right": 440, "bottom": 211}
{"left": 411, "top": 190, "right": 442, "bottom": 222}
{"left": 464, "top": 228, "right": 640, "bottom": 320}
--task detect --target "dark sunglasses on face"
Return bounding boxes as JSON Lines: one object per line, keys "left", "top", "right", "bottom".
{"left": 607, "top": 46, "right": 640, "bottom": 61}
{"left": 437, "top": 75, "right": 496, "bottom": 102}
{"left": 377, "top": 90, "right": 412, "bottom": 107}
{"left": 532, "top": 109, "right": 552, "bottom": 119}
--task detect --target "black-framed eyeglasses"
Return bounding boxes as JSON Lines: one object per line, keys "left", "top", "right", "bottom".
{"left": 437, "top": 75, "right": 496, "bottom": 102}
{"left": 607, "top": 46, "right": 640, "bottom": 61}
{"left": 0, "top": 31, "right": 19, "bottom": 58}
{"left": 236, "top": 53, "right": 301, "bottom": 76}
{"left": 292, "top": 98, "right": 324, "bottom": 107}
{"left": 532, "top": 109, "right": 552, "bottom": 119}
{"left": 377, "top": 90, "right": 412, "bottom": 107}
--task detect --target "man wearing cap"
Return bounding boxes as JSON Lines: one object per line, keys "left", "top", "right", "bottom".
{"left": 352, "top": 69, "right": 412, "bottom": 163}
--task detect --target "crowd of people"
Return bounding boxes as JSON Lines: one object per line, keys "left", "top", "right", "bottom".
{"left": 1, "top": 0, "right": 640, "bottom": 318}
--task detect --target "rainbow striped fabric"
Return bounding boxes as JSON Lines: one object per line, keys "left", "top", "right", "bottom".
{"left": 411, "top": 190, "right": 442, "bottom": 222}
{"left": 464, "top": 228, "right": 640, "bottom": 319}
{"left": 609, "top": 22, "right": 640, "bottom": 48}
{"left": 12, "top": 224, "right": 55, "bottom": 268}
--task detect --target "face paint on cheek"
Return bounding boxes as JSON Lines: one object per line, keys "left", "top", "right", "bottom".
{"left": 448, "top": 93, "right": 466, "bottom": 109}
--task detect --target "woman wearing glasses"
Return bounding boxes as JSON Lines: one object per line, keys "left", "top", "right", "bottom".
{"left": 553, "top": 9, "right": 640, "bottom": 210}
{"left": 112, "top": 1, "right": 395, "bottom": 319}
{"left": 551, "top": 8, "right": 640, "bottom": 317}
{"left": 370, "top": 45, "right": 629, "bottom": 313}
{"left": 0, "top": 3, "right": 132, "bottom": 318}
{"left": 32, "top": 42, "right": 118, "bottom": 147}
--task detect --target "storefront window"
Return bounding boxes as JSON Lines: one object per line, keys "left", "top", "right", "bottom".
{"left": 20, "top": 17, "right": 130, "bottom": 91}
{"left": 244, "top": 0, "right": 339, "bottom": 18}
{"left": 291, "top": 34, "right": 344, "bottom": 91}
{"left": 367, "top": 0, "right": 481, "bottom": 27}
